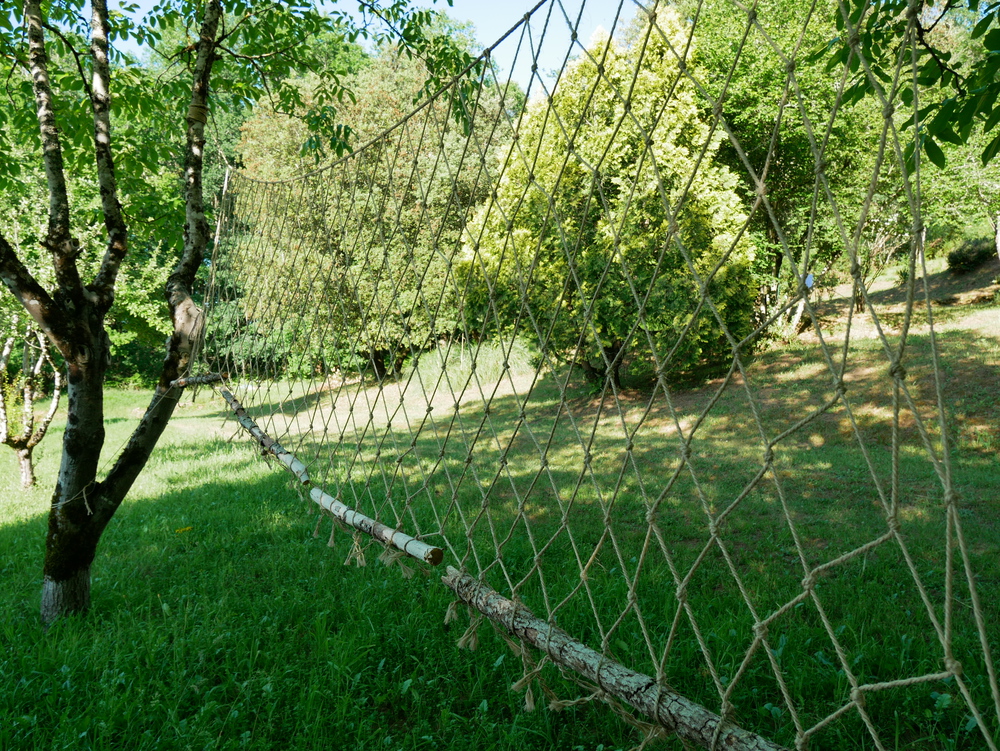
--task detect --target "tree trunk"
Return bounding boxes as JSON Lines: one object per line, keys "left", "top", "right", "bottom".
{"left": 605, "top": 340, "right": 624, "bottom": 389}
{"left": 995, "top": 212, "right": 999, "bottom": 266}
{"left": 41, "top": 351, "right": 109, "bottom": 623}
{"left": 17, "top": 447, "right": 34, "bottom": 488}
{"left": 370, "top": 349, "right": 388, "bottom": 381}
{"left": 41, "top": 563, "right": 91, "bottom": 624}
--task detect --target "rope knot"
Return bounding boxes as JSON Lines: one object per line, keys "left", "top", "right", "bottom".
{"left": 801, "top": 571, "right": 818, "bottom": 592}
{"left": 675, "top": 584, "right": 688, "bottom": 605}
{"left": 883, "top": 104, "right": 895, "bottom": 120}
{"left": 785, "top": 59, "right": 796, "bottom": 74}
{"left": 753, "top": 622, "right": 768, "bottom": 640}
{"left": 836, "top": 380, "right": 848, "bottom": 396}
{"left": 889, "top": 360, "right": 907, "bottom": 380}
{"left": 851, "top": 688, "right": 866, "bottom": 707}
{"left": 850, "top": 261, "right": 861, "bottom": 279}
{"left": 945, "top": 657, "right": 963, "bottom": 676}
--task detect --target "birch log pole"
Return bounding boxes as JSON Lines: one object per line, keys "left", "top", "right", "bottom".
{"left": 311, "top": 488, "right": 443, "bottom": 565}
{"left": 221, "top": 389, "right": 310, "bottom": 483}
{"left": 442, "top": 567, "right": 789, "bottom": 751}
{"left": 220, "top": 389, "right": 444, "bottom": 566}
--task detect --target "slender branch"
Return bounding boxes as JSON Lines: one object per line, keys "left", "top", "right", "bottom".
{"left": 29, "top": 335, "right": 62, "bottom": 450}
{"left": 89, "top": 0, "right": 129, "bottom": 312}
{"left": 0, "top": 331, "right": 12, "bottom": 442}
{"left": 24, "top": 0, "right": 82, "bottom": 295}
{"left": 217, "top": 42, "right": 301, "bottom": 61}
{"left": 18, "top": 363, "right": 35, "bottom": 443}
{"left": 915, "top": 14, "right": 966, "bottom": 97}
{"left": 40, "top": 21, "right": 94, "bottom": 100}
{"left": 215, "top": 9, "right": 262, "bottom": 46}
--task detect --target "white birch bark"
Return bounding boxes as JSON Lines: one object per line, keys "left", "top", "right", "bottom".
{"left": 442, "top": 568, "right": 789, "bottom": 751}
{"left": 221, "top": 389, "right": 310, "bottom": 483}
{"left": 220, "top": 389, "right": 443, "bottom": 565}
{"left": 311, "top": 488, "right": 443, "bottom": 565}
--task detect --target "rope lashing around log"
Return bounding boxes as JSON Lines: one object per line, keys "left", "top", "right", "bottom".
{"left": 220, "top": 389, "right": 444, "bottom": 567}
{"left": 442, "top": 567, "right": 790, "bottom": 751}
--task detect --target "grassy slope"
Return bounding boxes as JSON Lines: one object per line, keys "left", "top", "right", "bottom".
{"left": 1, "top": 260, "right": 998, "bottom": 751}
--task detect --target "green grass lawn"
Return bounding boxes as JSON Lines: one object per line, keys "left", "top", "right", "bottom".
{"left": 1, "top": 392, "right": 637, "bottom": 751}
{"left": 2, "top": 278, "right": 999, "bottom": 750}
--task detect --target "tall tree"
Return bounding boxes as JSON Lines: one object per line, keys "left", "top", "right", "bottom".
{"left": 469, "top": 7, "right": 757, "bottom": 387}
{"left": 0, "top": 0, "right": 476, "bottom": 625}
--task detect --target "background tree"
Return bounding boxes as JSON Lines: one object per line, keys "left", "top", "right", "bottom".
{"left": 0, "top": 315, "right": 63, "bottom": 488}
{"left": 469, "top": 8, "right": 757, "bottom": 387}
{"left": 231, "top": 25, "right": 519, "bottom": 382}
{"left": 0, "top": 0, "right": 475, "bottom": 625}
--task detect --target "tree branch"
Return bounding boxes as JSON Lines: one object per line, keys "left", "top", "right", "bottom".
{"left": 28, "top": 333, "right": 62, "bottom": 450}
{"left": 40, "top": 21, "right": 94, "bottom": 101}
{"left": 98, "top": 0, "right": 224, "bottom": 518}
{"left": 915, "top": 14, "right": 966, "bottom": 98}
{"left": 24, "top": 0, "right": 82, "bottom": 296}
{"left": 0, "top": 231, "right": 72, "bottom": 356}
{"left": 217, "top": 41, "right": 301, "bottom": 61}
{"left": 88, "top": 0, "right": 129, "bottom": 312}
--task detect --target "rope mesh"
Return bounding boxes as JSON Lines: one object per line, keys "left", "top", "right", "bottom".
{"left": 202, "top": 1, "right": 1000, "bottom": 748}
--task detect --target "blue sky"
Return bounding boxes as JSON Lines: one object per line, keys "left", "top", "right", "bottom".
{"left": 114, "top": 0, "right": 637, "bottom": 93}
{"left": 415, "top": 0, "right": 637, "bottom": 92}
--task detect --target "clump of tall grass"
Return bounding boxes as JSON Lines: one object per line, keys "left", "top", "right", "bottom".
{"left": 406, "top": 336, "right": 538, "bottom": 388}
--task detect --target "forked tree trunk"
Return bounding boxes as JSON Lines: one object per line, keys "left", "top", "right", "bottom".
{"left": 0, "top": 0, "right": 223, "bottom": 626}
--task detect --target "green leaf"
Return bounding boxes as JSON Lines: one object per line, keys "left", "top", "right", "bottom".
{"left": 934, "top": 125, "right": 963, "bottom": 145}
{"left": 971, "top": 12, "right": 994, "bottom": 40}
{"left": 984, "top": 28, "right": 1000, "bottom": 51}
{"left": 981, "top": 132, "right": 1000, "bottom": 164}
{"left": 923, "top": 136, "right": 946, "bottom": 169}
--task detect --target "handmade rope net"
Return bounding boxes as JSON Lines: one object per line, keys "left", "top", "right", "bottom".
{"left": 202, "top": 1, "right": 999, "bottom": 748}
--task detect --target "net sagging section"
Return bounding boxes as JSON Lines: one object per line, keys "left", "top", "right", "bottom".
{"left": 204, "top": 1, "right": 1000, "bottom": 749}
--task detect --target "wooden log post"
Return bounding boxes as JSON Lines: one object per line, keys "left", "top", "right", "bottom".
{"left": 311, "top": 488, "right": 443, "bottom": 565}
{"left": 220, "top": 388, "right": 443, "bottom": 567}
{"left": 442, "top": 567, "right": 789, "bottom": 751}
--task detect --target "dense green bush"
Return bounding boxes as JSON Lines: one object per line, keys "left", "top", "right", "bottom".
{"left": 947, "top": 238, "right": 995, "bottom": 274}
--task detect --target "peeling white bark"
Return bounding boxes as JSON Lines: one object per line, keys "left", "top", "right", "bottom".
{"left": 221, "top": 389, "right": 310, "bottom": 483}
{"left": 442, "top": 568, "right": 789, "bottom": 751}
{"left": 221, "top": 389, "right": 443, "bottom": 566}
{"left": 311, "top": 488, "right": 443, "bottom": 565}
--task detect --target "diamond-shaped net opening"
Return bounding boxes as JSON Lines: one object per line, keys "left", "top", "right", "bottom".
{"left": 202, "top": 1, "right": 1000, "bottom": 748}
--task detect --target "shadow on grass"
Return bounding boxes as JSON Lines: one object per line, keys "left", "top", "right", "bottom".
{"left": 0, "top": 436, "right": 641, "bottom": 751}
{"left": 219, "top": 325, "right": 1000, "bottom": 750}
{"left": 2, "top": 322, "right": 997, "bottom": 751}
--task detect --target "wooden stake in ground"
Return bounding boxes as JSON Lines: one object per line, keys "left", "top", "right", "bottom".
{"left": 442, "top": 567, "right": 789, "bottom": 751}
